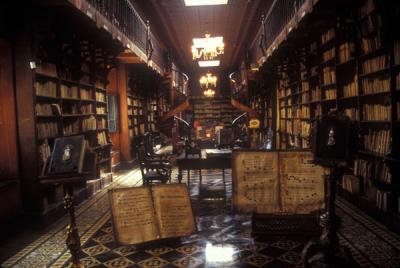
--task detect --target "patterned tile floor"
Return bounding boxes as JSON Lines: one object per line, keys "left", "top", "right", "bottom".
{"left": 2, "top": 168, "right": 400, "bottom": 268}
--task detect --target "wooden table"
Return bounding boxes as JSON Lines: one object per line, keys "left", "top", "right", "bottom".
{"left": 176, "top": 149, "right": 232, "bottom": 186}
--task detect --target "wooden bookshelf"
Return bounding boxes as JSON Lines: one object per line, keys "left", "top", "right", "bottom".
{"left": 14, "top": 28, "right": 116, "bottom": 214}
{"left": 252, "top": 0, "right": 400, "bottom": 231}
{"left": 192, "top": 97, "right": 236, "bottom": 126}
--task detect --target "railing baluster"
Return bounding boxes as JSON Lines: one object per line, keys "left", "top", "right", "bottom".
{"left": 79, "top": 0, "right": 165, "bottom": 69}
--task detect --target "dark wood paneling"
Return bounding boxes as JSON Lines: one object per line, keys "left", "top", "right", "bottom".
{"left": 0, "top": 39, "right": 21, "bottom": 219}
{"left": 0, "top": 40, "right": 19, "bottom": 181}
{"left": 117, "top": 63, "right": 132, "bottom": 162}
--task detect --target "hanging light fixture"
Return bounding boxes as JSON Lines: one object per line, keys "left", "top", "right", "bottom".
{"left": 203, "top": 88, "right": 215, "bottom": 97}
{"left": 199, "top": 72, "right": 217, "bottom": 88}
{"left": 200, "top": 72, "right": 217, "bottom": 97}
{"left": 192, "top": 34, "right": 224, "bottom": 61}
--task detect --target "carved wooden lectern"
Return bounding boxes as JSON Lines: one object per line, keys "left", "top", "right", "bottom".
{"left": 39, "top": 136, "right": 97, "bottom": 268}
{"left": 303, "top": 111, "right": 356, "bottom": 268}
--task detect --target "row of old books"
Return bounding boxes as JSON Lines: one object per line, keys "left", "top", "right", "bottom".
{"left": 96, "top": 107, "right": 106, "bottom": 114}
{"left": 81, "top": 88, "right": 92, "bottom": 100}
{"left": 300, "top": 106, "right": 309, "bottom": 118}
{"left": 322, "top": 47, "right": 335, "bottom": 62}
{"left": 286, "top": 121, "right": 293, "bottom": 134}
{"left": 324, "top": 88, "right": 336, "bottom": 100}
{"left": 82, "top": 116, "right": 97, "bottom": 131}
{"left": 95, "top": 92, "right": 106, "bottom": 102}
{"left": 37, "top": 121, "right": 58, "bottom": 139}
{"left": 354, "top": 159, "right": 392, "bottom": 184}
{"left": 363, "top": 129, "right": 390, "bottom": 155}
{"left": 38, "top": 139, "right": 52, "bottom": 167}
{"left": 98, "top": 118, "right": 107, "bottom": 129}
{"left": 341, "top": 175, "right": 360, "bottom": 193}
{"left": 279, "top": 119, "right": 286, "bottom": 131}
{"left": 362, "top": 55, "right": 388, "bottom": 74}
{"left": 362, "top": 104, "right": 391, "bottom": 121}
{"left": 301, "top": 92, "right": 308, "bottom": 104}
{"left": 362, "top": 76, "right": 390, "bottom": 95}
{"left": 81, "top": 103, "right": 93, "bottom": 114}
{"left": 360, "top": 13, "right": 382, "bottom": 35}
{"left": 322, "top": 67, "right": 336, "bottom": 85}
{"left": 313, "top": 104, "right": 322, "bottom": 118}
{"left": 377, "top": 163, "right": 392, "bottom": 184}
{"left": 361, "top": 36, "right": 382, "bottom": 55}
{"left": 97, "top": 131, "right": 109, "bottom": 145}
{"left": 354, "top": 159, "right": 372, "bottom": 179}
{"left": 287, "top": 107, "right": 292, "bottom": 118}
{"left": 344, "top": 108, "right": 359, "bottom": 121}
{"left": 280, "top": 108, "right": 286, "bottom": 118}
{"left": 338, "top": 42, "right": 355, "bottom": 63}
{"left": 63, "top": 119, "right": 79, "bottom": 135}
{"left": 35, "top": 103, "right": 54, "bottom": 116}
{"left": 301, "top": 81, "right": 309, "bottom": 91}
{"left": 35, "top": 81, "right": 57, "bottom": 97}
{"left": 62, "top": 103, "right": 85, "bottom": 115}
{"left": 293, "top": 120, "right": 301, "bottom": 136}
{"left": 311, "top": 87, "right": 321, "bottom": 101}
{"left": 321, "top": 28, "right": 335, "bottom": 45}
{"left": 60, "top": 84, "right": 79, "bottom": 99}
{"left": 300, "top": 66, "right": 307, "bottom": 80}
{"left": 343, "top": 79, "right": 358, "bottom": 97}
{"left": 301, "top": 121, "right": 310, "bottom": 137}
{"left": 376, "top": 190, "right": 389, "bottom": 212}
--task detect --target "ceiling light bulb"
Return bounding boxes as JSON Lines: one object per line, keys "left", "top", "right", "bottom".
{"left": 184, "top": 0, "right": 228, "bottom": 6}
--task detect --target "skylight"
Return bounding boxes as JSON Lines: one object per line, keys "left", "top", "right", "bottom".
{"left": 184, "top": 0, "right": 228, "bottom": 7}
{"left": 192, "top": 36, "right": 224, "bottom": 48}
{"left": 198, "top": 60, "right": 220, "bottom": 67}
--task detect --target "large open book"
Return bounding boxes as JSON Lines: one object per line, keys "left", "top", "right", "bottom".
{"left": 233, "top": 151, "right": 325, "bottom": 214}
{"left": 108, "top": 184, "right": 196, "bottom": 245}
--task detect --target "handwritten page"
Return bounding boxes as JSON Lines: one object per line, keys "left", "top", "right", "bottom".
{"left": 279, "top": 152, "right": 325, "bottom": 214}
{"left": 152, "top": 184, "right": 196, "bottom": 239}
{"left": 232, "top": 151, "right": 325, "bottom": 214}
{"left": 108, "top": 187, "right": 159, "bottom": 245}
{"left": 233, "top": 151, "right": 279, "bottom": 213}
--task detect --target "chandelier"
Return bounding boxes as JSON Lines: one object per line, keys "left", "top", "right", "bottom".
{"left": 203, "top": 88, "right": 215, "bottom": 97}
{"left": 192, "top": 34, "right": 224, "bottom": 61}
{"left": 199, "top": 72, "right": 217, "bottom": 88}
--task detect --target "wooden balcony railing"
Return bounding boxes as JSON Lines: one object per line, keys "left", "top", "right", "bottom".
{"left": 68, "top": 0, "right": 165, "bottom": 73}
{"left": 249, "top": 0, "right": 317, "bottom": 66}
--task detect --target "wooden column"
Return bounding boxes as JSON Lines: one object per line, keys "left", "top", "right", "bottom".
{"left": 117, "top": 63, "right": 132, "bottom": 165}
{"left": 0, "top": 39, "right": 21, "bottom": 219}
{"left": 14, "top": 30, "right": 44, "bottom": 213}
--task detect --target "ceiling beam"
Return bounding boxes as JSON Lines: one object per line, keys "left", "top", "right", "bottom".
{"left": 139, "top": 0, "right": 189, "bottom": 71}
{"left": 117, "top": 50, "right": 145, "bottom": 64}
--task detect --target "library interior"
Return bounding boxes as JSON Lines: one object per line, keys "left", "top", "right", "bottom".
{"left": 1, "top": 0, "right": 400, "bottom": 267}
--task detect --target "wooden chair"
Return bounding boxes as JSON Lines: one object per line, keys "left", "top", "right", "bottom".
{"left": 138, "top": 146, "right": 171, "bottom": 185}
{"left": 144, "top": 132, "right": 172, "bottom": 160}
{"left": 184, "top": 140, "right": 202, "bottom": 186}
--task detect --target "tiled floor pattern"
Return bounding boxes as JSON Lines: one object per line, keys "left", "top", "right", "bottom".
{"left": 2, "top": 168, "right": 400, "bottom": 267}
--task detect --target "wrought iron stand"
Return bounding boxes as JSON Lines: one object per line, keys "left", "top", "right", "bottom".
{"left": 302, "top": 167, "right": 352, "bottom": 267}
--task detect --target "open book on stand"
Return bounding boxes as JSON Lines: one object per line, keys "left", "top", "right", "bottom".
{"left": 109, "top": 184, "right": 196, "bottom": 245}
